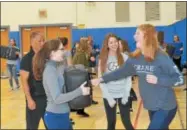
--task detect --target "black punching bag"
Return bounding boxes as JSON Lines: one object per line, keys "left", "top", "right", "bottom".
{"left": 64, "top": 65, "right": 92, "bottom": 109}
{"left": 0, "top": 45, "right": 19, "bottom": 60}
{"left": 0, "top": 46, "right": 8, "bottom": 58}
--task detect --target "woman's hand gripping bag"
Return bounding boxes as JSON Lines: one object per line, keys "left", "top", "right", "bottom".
{"left": 64, "top": 65, "right": 92, "bottom": 109}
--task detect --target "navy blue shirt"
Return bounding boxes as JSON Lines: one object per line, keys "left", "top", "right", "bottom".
{"left": 102, "top": 50, "right": 184, "bottom": 111}
{"left": 172, "top": 42, "right": 183, "bottom": 57}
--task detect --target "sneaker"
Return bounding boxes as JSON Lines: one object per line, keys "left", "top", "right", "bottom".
{"left": 77, "top": 110, "right": 90, "bottom": 117}
{"left": 70, "top": 118, "right": 75, "bottom": 125}
{"left": 16, "top": 86, "right": 20, "bottom": 90}
{"left": 92, "top": 100, "right": 98, "bottom": 105}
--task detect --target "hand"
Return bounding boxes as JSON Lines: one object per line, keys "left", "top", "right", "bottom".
{"left": 80, "top": 82, "right": 90, "bottom": 96}
{"left": 90, "top": 57, "right": 95, "bottom": 62}
{"left": 91, "top": 78, "right": 101, "bottom": 86}
{"left": 27, "top": 99, "right": 36, "bottom": 110}
{"left": 146, "top": 74, "right": 158, "bottom": 84}
{"left": 15, "top": 52, "right": 19, "bottom": 55}
{"left": 96, "top": 49, "right": 100, "bottom": 52}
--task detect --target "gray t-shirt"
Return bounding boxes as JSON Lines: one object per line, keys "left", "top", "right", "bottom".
{"left": 101, "top": 53, "right": 131, "bottom": 99}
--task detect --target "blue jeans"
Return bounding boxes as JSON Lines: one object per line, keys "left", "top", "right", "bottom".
{"left": 44, "top": 111, "right": 72, "bottom": 130}
{"left": 148, "top": 107, "right": 177, "bottom": 129}
{"left": 7, "top": 64, "right": 19, "bottom": 88}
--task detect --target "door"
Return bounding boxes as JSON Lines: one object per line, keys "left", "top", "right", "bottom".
{"left": 46, "top": 26, "right": 72, "bottom": 50}
{"left": 21, "top": 26, "right": 45, "bottom": 55}
{"left": 58, "top": 26, "right": 72, "bottom": 50}
{"left": 0, "top": 27, "right": 9, "bottom": 76}
{"left": 46, "top": 26, "right": 60, "bottom": 40}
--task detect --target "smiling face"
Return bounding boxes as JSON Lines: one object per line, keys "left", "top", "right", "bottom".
{"left": 108, "top": 37, "right": 119, "bottom": 52}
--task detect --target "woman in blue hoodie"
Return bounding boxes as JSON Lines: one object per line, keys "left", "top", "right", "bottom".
{"left": 172, "top": 35, "right": 183, "bottom": 72}
{"left": 91, "top": 24, "right": 184, "bottom": 129}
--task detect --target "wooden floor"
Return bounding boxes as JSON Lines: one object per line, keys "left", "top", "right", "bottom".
{"left": 1, "top": 76, "right": 186, "bottom": 129}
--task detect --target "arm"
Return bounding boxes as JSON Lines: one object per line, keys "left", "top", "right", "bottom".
{"left": 157, "top": 56, "right": 184, "bottom": 87}
{"left": 20, "top": 57, "right": 33, "bottom": 102}
{"left": 20, "top": 56, "right": 36, "bottom": 110}
{"left": 66, "top": 51, "right": 72, "bottom": 66}
{"left": 20, "top": 70, "right": 33, "bottom": 101}
{"left": 98, "top": 60, "right": 114, "bottom": 101}
{"left": 67, "top": 57, "right": 72, "bottom": 66}
{"left": 44, "top": 67, "right": 83, "bottom": 104}
{"left": 102, "top": 58, "right": 136, "bottom": 83}
{"left": 180, "top": 42, "right": 183, "bottom": 51}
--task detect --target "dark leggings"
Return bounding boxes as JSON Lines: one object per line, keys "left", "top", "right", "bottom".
{"left": 26, "top": 96, "right": 48, "bottom": 130}
{"left": 103, "top": 98, "right": 134, "bottom": 130}
{"left": 173, "top": 57, "right": 182, "bottom": 71}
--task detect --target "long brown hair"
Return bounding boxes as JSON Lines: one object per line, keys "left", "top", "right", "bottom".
{"left": 120, "top": 39, "right": 130, "bottom": 53}
{"left": 76, "top": 38, "right": 90, "bottom": 56}
{"left": 33, "top": 39, "right": 62, "bottom": 80}
{"left": 130, "top": 24, "right": 160, "bottom": 61}
{"left": 100, "top": 33, "right": 124, "bottom": 73}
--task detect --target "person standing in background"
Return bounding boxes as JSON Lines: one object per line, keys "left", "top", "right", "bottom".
{"left": 7, "top": 38, "right": 20, "bottom": 90}
{"left": 172, "top": 35, "right": 183, "bottom": 72}
{"left": 72, "top": 38, "right": 90, "bottom": 117}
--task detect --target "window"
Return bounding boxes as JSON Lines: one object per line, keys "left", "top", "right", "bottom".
{"left": 176, "top": 2, "right": 186, "bottom": 20}
{"left": 115, "top": 2, "right": 130, "bottom": 22}
{"left": 145, "top": 2, "right": 160, "bottom": 21}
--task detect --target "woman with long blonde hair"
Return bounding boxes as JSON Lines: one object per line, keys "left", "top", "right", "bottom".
{"left": 72, "top": 38, "right": 91, "bottom": 117}
{"left": 98, "top": 33, "right": 134, "bottom": 130}
{"left": 91, "top": 24, "right": 184, "bottom": 129}
{"left": 73, "top": 38, "right": 90, "bottom": 67}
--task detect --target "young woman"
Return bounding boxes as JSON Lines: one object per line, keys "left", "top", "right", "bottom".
{"left": 72, "top": 38, "right": 91, "bottom": 117}
{"left": 172, "top": 35, "right": 183, "bottom": 72}
{"left": 7, "top": 38, "right": 20, "bottom": 90}
{"left": 91, "top": 24, "right": 184, "bottom": 129}
{"left": 33, "top": 39, "right": 90, "bottom": 129}
{"left": 98, "top": 34, "right": 134, "bottom": 130}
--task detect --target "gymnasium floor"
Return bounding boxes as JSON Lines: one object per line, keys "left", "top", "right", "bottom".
{"left": 1, "top": 76, "right": 186, "bottom": 129}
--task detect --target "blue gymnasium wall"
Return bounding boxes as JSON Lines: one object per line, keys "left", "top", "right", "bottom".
{"left": 72, "top": 26, "right": 165, "bottom": 52}
{"left": 9, "top": 18, "right": 186, "bottom": 72}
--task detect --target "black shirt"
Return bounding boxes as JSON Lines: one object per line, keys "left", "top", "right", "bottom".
{"left": 20, "top": 48, "right": 46, "bottom": 97}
